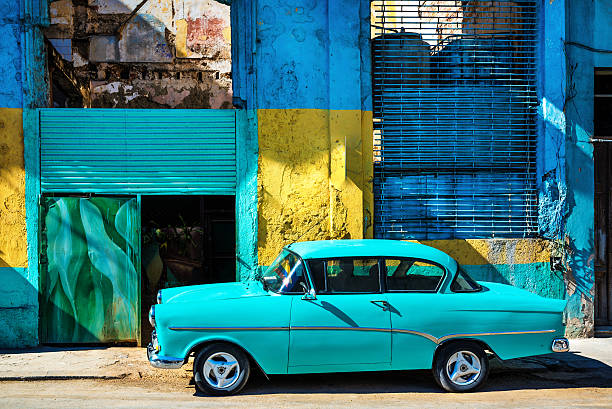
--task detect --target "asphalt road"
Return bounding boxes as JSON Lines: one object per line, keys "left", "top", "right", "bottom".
{"left": 1, "top": 367, "right": 611, "bottom": 409}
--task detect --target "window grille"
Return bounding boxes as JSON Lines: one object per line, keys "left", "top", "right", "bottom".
{"left": 372, "top": 0, "right": 538, "bottom": 239}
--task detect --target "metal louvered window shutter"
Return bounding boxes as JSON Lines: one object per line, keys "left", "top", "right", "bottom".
{"left": 372, "top": 0, "right": 538, "bottom": 240}
{"left": 40, "top": 109, "right": 236, "bottom": 195}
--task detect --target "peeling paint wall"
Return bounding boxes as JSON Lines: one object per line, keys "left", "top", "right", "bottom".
{"left": 244, "top": 0, "right": 373, "bottom": 266}
{"left": 227, "top": 0, "right": 596, "bottom": 337}
{"left": 46, "top": 0, "right": 232, "bottom": 108}
{"left": 561, "top": 0, "right": 612, "bottom": 337}
{"left": 0, "top": 108, "right": 27, "bottom": 270}
{"left": 0, "top": 0, "right": 48, "bottom": 347}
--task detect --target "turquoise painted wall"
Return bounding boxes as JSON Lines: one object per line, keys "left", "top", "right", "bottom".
{"left": 560, "top": 0, "right": 612, "bottom": 336}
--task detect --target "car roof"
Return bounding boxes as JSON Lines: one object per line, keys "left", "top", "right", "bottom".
{"left": 286, "top": 239, "right": 456, "bottom": 270}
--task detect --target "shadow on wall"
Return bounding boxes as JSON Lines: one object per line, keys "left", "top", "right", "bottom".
{"left": 419, "top": 239, "right": 510, "bottom": 285}
{"left": 417, "top": 239, "right": 567, "bottom": 300}
{"left": 0, "top": 267, "right": 38, "bottom": 348}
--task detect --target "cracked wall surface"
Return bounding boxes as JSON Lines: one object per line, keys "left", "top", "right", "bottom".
{"left": 0, "top": 108, "right": 27, "bottom": 270}
{"left": 252, "top": 0, "right": 373, "bottom": 266}
{"left": 47, "top": 0, "right": 232, "bottom": 108}
{"left": 240, "top": 0, "right": 597, "bottom": 338}
{"left": 0, "top": 0, "right": 46, "bottom": 347}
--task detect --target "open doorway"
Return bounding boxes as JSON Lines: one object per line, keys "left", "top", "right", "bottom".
{"left": 594, "top": 69, "right": 612, "bottom": 336}
{"left": 140, "top": 195, "right": 236, "bottom": 341}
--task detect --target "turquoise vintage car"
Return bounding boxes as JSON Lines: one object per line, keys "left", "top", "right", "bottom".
{"left": 147, "top": 239, "right": 569, "bottom": 395}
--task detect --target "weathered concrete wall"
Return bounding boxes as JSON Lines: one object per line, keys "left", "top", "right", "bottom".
{"left": 46, "top": 0, "right": 232, "bottom": 108}
{"left": 0, "top": 109, "right": 27, "bottom": 270}
{"left": 248, "top": 0, "right": 373, "bottom": 266}
{"left": 229, "top": 0, "right": 586, "bottom": 337}
{"left": 559, "top": 0, "right": 612, "bottom": 337}
{"left": 414, "top": 239, "right": 564, "bottom": 301}
{"left": 0, "top": 0, "right": 48, "bottom": 347}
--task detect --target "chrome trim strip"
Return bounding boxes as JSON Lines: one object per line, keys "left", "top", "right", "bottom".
{"left": 436, "top": 329, "right": 556, "bottom": 344}
{"left": 169, "top": 326, "right": 556, "bottom": 345}
{"left": 292, "top": 326, "right": 391, "bottom": 333}
{"left": 393, "top": 329, "right": 439, "bottom": 343}
{"left": 169, "top": 326, "right": 289, "bottom": 331}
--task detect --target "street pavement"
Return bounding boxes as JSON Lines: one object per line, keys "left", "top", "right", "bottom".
{"left": 0, "top": 338, "right": 610, "bottom": 408}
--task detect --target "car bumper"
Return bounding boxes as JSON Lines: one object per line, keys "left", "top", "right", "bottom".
{"left": 147, "top": 343, "right": 184, "bottom": 369}
{"left": 551, "top": 337, "right": 570, "bottom": 353}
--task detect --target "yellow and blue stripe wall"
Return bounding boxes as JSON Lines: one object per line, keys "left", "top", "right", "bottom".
{"left": 232, "top": 0, "right": 595, "bottom": 337}
{"left": 0, "top": 0, "right": 601, "bottom": 346}
{"left": 0, "top": 0, "right": 48, "bottom": 347}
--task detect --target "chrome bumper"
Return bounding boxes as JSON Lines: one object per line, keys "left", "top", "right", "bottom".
{"left": 147, "top": 343, "right": 184, "bottom": 369}
{"left": 551, "top": 337, "right": 570, "bottom": 353}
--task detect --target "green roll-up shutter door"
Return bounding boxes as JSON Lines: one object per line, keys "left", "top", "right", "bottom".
{"left": 40, "top": 109, "right": 236, "bottom": 194}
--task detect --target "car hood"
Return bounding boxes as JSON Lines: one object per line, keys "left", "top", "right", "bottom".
{"left": 161, "top": 281, "right": 268, "bottom": 304}
{"left": 479, "top": 281, "right": 567, "bottom": 313}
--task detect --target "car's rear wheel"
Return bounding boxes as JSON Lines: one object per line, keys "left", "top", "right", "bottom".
{"left": 433, "top": 341, "right": 489, "bottom": 392}
{"left": 193, "top": 343, "right": 250, "bottom": 396}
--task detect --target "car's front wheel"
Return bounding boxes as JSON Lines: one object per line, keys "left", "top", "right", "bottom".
{"left": 194, "top": 343, "right": 251, "bottom": 396}
{"left": 433, "top": 341, "right": 489, "bottom": 392}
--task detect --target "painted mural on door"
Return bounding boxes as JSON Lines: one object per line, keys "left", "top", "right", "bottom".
{"left": 40, "top": 197, "right": 140, "bottom": 343}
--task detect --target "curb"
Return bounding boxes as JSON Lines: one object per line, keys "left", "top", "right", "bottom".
{"left": 0, "top": 374, "right": 129, "bottom": 382}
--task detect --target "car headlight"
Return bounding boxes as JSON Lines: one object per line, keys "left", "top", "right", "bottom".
{"left": 157, "top": 290, "right": 162, "bottom": 304}
{"left": 148, "top": 305, "right": 155, "bottom": 328}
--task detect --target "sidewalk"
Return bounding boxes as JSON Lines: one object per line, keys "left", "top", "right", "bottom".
{"left": 0, "top": 338, "right": 610, "bottom": 381}
{"left": 0, "top": 346, "right": 169, "bottom": 380}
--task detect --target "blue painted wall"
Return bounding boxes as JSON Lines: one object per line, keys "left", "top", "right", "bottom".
{"left": 0, "top": 0, "right": 23, "bottom": 109}
{"left": 233, "top": 0, "right": 371, "bottom": 111}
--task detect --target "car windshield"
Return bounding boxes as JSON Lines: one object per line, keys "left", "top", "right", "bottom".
{"left": 260, "top": 250, "right": 307, "bottom": 293}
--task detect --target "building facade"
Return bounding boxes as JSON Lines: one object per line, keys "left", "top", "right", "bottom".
{"left": 0, "top": 0, "right": 609, "bottom": 347}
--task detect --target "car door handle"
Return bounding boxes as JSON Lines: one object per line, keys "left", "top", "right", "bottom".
{"left": 370, "top": 300, "right": 389, "bottom": 311}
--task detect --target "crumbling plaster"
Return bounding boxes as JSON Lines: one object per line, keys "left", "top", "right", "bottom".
{"left": 47, "top": 0, "right": 232, "bottom": 109}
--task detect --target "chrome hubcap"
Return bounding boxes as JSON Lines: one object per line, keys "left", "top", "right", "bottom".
{"left": 202, "top": 352, "right": 240, "bottom": 389}
{"left": 446, "top": 350, "right": 482, "bottom": 386}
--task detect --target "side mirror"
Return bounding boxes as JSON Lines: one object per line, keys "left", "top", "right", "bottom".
{"left": 301, "top": 287, "right": 317, "bottom": 301}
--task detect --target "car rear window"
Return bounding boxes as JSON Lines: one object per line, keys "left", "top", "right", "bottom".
{"left": 451, "top": 267, "right": 482, "bottom": 292}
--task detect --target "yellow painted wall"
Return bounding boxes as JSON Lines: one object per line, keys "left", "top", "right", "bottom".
{"left": 257, "top": 109, "right": 373, "bottom": 265}
{"left": 0, "top": 108, "right": 27, "bottom": 268}
{"left": 410, "top": 238, "right": 554, "bottom": 266}
{"left": 256, "top": 109, "right": 550, "bottom": 268}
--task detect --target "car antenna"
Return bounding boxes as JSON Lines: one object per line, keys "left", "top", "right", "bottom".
{"left": 293, "top": 223, "right": 319, "bottom": 244}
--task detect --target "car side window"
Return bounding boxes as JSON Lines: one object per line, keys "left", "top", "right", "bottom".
{"left": 326, "top": 258, "right": 380, "bottom": 293}
{"left": 451, "top": 267, "right": 482, "bottom": 292}
{"left": 385, "top": 259, "right": 444, "bottom": 292}
{"left": 307, "top": 259, "right": 326, "bottom": 293}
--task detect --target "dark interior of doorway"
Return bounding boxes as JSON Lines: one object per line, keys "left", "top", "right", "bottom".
{"left": 594, "top": 70, "right": 612, "bottom": 335}
{"left": 140, "top": 195, "right": 236, "bottom": 341}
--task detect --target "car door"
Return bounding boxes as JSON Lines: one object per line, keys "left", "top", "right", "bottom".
{"left": 288, "top": 257, "right": 391, "bottom": 373}
{"left": 383, "top": 258, "right": 448, "bottom": 370}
